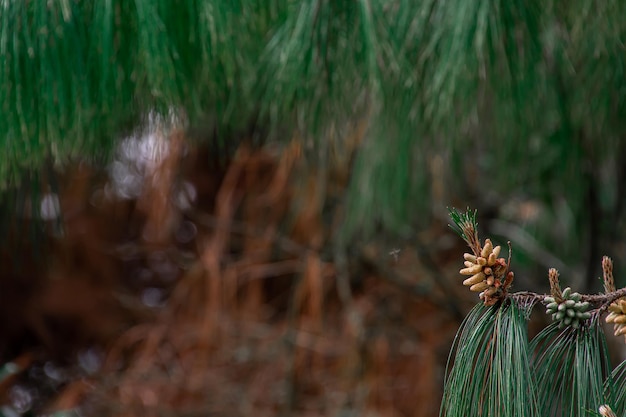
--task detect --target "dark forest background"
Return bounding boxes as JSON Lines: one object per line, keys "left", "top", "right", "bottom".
{"left": 0, "top": 1, "right": 625, "bottom": 416}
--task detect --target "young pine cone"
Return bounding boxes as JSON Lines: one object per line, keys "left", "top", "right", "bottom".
{"left": 460, "top": 239, "right": 512, "bottom": 305}
{"left": 606, "top": 298, "right": 626, "bottom": 340}
{"left": 544, "top": 287, "right": 590, "bottom": 329}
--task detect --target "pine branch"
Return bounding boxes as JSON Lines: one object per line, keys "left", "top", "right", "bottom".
{"left": 531, "top": 319, "right": 610, "bottom": 417}
{"left": 510, "top": 288, "right": 626, "bottom": 315}
{"left": 440, "top": 302, "right": 539, "bottom": 417}
{"left": 450, "top": 209, "right": 626, "bottom": 330}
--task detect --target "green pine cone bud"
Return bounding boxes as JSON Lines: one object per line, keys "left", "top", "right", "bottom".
{"left": 576, "top": 302, "right": 590, "bottom": 312}
{"left": 546, "top": 302, "right": 558, "bottom": 310}
{"left": 546, "top": 286, "right": 591, "bottom": 328}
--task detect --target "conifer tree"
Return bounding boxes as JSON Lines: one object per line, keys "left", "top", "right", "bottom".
{"left": 445, "top": 208, "right": 626, "bottom": 417}
{"left": 1, "top": 1, "right": 625, "bottom": 273}
{"left": 2, "top": 3, "right": 626, "bottom": 415}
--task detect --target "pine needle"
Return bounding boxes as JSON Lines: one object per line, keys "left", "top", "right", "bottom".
{"left": 448, "top": 208, "right": 481, "bottom": 255}
{"left": 440, "top": 301, "right": 538, "bottom": 417}
{"left": 606, "top": 358, "right": 626, "bottom": 416}
{"left": 0, "top": 0, "right": 625, "bottom": 250}
{"left": 531, "top": 319, "right": 612, "bottom": 416}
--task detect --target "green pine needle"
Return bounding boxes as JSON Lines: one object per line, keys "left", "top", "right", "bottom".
{"left": 440, "top": 301, "right": 539, "bottom": 417}
{"left": 531, "top": 319, "right": 613, "bottom": 416}
{"left": 448, "top": 207, "right": 478, "bottom": 241}
{"left": 606, "top": 358, "right": 626, "bottom": 416}
{"left": 0, "top": 0, "right": 625, "bottom": 250}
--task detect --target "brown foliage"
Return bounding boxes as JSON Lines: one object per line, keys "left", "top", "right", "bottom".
{"left": 0, "top": 131, "right": 463, "bottom": 417}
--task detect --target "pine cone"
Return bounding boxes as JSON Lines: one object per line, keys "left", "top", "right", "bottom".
{"left": 606, "top": 298, "right": 626, "bottom": 340}
{"left": 544, "top": 287, "right": 590, "bottom": 329}
{"left": 460, "top": 238, "right": 512, "bottom": 305}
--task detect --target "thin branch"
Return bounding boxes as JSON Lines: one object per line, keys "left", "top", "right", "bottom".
{"left": 509, "top": 287, "right": 626, "bottom": 314}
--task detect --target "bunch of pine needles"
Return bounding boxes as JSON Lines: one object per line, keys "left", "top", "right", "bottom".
{"left": 1, "top": 0, "right": 626, "bottom": 244}
{"left": 442, "top": 208, "right": 626, "bottom": 417}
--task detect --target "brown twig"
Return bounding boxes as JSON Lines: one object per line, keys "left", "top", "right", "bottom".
{"left": 547, "top": 268, "right": 562, "bottom": 301}
{"left": 509, "top": 287, "right": 626, "bottom": 315}
{"left": 603, "top": 256, "right": 615, "bottom": 293}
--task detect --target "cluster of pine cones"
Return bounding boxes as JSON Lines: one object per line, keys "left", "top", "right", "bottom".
{"left": 459, "top": 239, "right": 513, "bottom": 306}
{"left": 543, "top": 287, "right": 590, "bottom": 329}
{"left": 455, "top": 229, "right": 626, "bottom": 335}
{"left": 606, "top": 298, "right": 626, "bottom": 340}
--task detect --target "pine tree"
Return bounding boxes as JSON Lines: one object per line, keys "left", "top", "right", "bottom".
{"left": 2, "top": 3, "right": 626, "bottom": 415}
{"left": 2, "top": 0, "right": 625, "bottom": 253}
{"left": 444, "top": 209, "right": 626, "bottom": 417}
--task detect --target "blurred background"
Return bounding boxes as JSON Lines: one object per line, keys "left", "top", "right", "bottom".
{"left": 0, "top": 1, "right": 625, "bottom": 416}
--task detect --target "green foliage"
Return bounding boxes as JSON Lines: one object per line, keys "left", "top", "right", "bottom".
{"left": 440, "top": 301, "right": 539, "bottom": 417}
{"left": 448, "top": 207, "right": 478, "bottom": 242}
{"left": 0, "top": 0, "right": 280, "bottom": 186}
{"left": 532, "top": 320, "right": 612, "bottom": 416}
{"left": 608, "top": 358, "right": 626, "bottom": 416}
{"left": 441, "top": 300, "right": 622, "bottom": 417}
{"left": 1, "top": 0, "right": 626, "bottom": 253}
{"left": 443, "top": 210, "right": 626, "bottom": 416}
